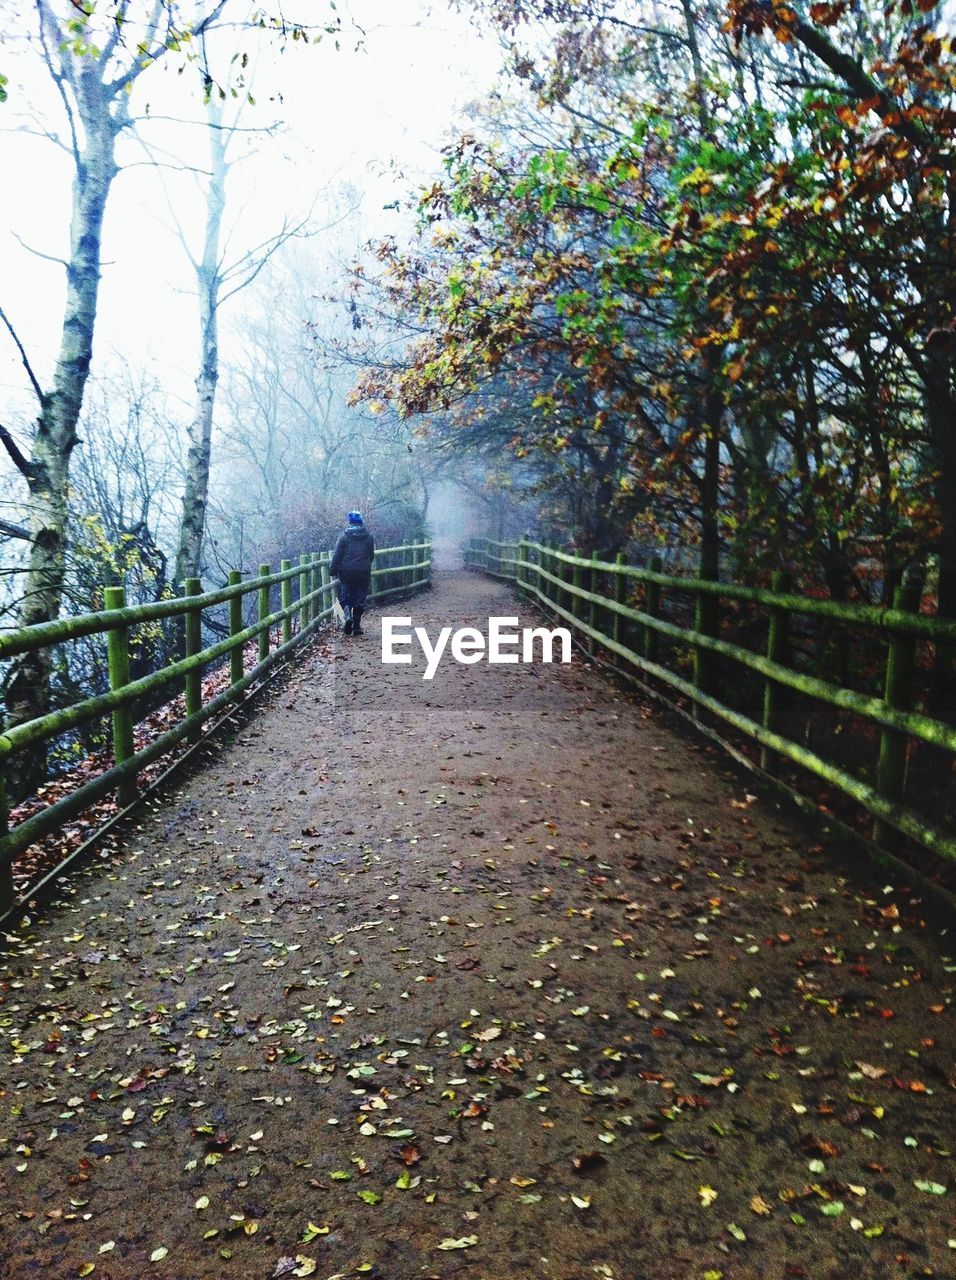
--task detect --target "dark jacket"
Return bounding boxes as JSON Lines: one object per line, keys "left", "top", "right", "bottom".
{"left": 331, "top": 526, "right": 375, "bottom": 579}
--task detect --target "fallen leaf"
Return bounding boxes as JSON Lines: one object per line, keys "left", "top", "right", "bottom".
{"left": 436, "top": 1236, "right": 478, "bottom": 1251}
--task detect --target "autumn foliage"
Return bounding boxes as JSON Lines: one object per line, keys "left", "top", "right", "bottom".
{"left": 353, "top": 0, "right": 955, "bottom": 623}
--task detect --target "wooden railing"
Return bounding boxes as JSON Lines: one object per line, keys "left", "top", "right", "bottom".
{"left": 465, "top": 536, "right": 956, "bottom": 868}
{"left": 0, "top": 541, "right": 432, "bottom": 910}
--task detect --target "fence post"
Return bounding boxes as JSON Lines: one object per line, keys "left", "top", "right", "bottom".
{"left": 184, "top": 577, "right": 203, "bottom": 742}
{"left": 613, "top": 552, "right": 626, "bottom": 646}
{"left": 572, "top": 561, "right": 583, "bottom": 630}
{"left": 693, "top": 581, "right": 719, "bottom": 715}
{"left": 760, "top": 570, "right": 791, "bottom": 774}
{"left": 588, "top": 557, "right": 599, "bottom": 640}
{"left": 517, "top": 539, "right": 527, "bottom": 594}
{"left": 228, "top": 570, "right": 244, "bottom": 685}
{"left": 280, "top": 560, "right": 293, "bottom": 645}
{"left": 298, "top": 554, "right": 310, "bottom": 631}
{"left": 873, "top": 578, "right": 921, "bottom": 845}
{"left": 320, "top": 553, "right": 331, "bottom": 616}
{"left": 104, "top": 585, "right": 137, "bottom": 808}
{"left": 257, "top": 564, "right": 271, "bottom": 663}
{"left": 308, "top": 554, "right": 318, "bottom": 624}
{"left": 554, "top": 546, "right": 563, "bottom": 611}
{"left": 302, "top": 554, "right": 312, "bottom": 626}
{"left": 0, "top": 764, "right": 13, "bottom": 913}
{"left": 644, "top": 555, "right": 662, "bottom": 664}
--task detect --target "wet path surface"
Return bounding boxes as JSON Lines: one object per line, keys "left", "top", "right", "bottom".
{"left": 0, "top": 572, "right": 953, "bottom": 1280}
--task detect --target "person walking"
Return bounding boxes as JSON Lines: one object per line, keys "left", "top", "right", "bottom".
{"left": 330, "top": 511, "right": 375, "bottom": 635}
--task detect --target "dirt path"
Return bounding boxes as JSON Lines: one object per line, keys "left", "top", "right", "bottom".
{"left": 1, "top": 572, "right": 953, "bottom": 1280}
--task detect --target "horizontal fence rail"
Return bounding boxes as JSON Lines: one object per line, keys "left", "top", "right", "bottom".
{"left": 464, "top": 536, "right": 956, "bottom": 868}
{"left": 0, "top": 541, "right": 432, "bottom": 911}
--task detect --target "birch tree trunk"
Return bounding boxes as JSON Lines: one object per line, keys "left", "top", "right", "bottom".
{"left": 4, "top": 67, "right": 122, "bottom": 794}
{"left": 173, "top": 107, "right": 228, "bottom": 589}
{"left": 2, "top": 2, "right": 235, "bottom": 795}
{"left": 170, "top": 91, "right": 310, "bottom": 588}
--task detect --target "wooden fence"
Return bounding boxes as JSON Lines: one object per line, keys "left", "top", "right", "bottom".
{"left": 0, "top": 541, "right": 432, "bottom": 911}
{"left": 464, "top": 536, "right": 956, "bottom": 869}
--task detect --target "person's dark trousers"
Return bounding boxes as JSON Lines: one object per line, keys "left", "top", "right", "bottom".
{"left": 337, "top": 573, "right": 370, "bottom": 635}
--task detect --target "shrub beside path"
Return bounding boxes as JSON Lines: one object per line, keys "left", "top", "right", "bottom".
{"left": 0, "top": 572, "right": 952, "bottom": 1280}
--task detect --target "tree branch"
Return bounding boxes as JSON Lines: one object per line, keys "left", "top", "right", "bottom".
{"left": 11, "top": 231, "right": 69, "bottom": 269}
{"left": 0, "top": 518, "right": 33, "bottom": 542}
{"left": 781, "top": 7, "right": 955, "bottom": 171}
{"left": 0, "top": 304, "right": 45, "bottom": 406}
{"left": 36, "top": 0, "right": 80, "bottom": 164}
{"left": 0, "top": 423, "right": 37, "bottom": 481}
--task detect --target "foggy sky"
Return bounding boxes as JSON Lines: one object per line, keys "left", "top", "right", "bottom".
{"left": 0, "top": 1, "right": 503, "bottom": 438}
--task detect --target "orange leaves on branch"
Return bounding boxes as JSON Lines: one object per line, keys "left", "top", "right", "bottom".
{"left": 808, "top": 2, "right": 847, "bottom": 26}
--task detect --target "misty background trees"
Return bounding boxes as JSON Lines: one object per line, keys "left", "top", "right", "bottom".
{"left": 0, "top": 0, "right": 479, "bottom": 794}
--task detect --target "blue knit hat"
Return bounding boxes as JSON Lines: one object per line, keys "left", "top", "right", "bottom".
{"left": 348, "top": 511, "right": 364, "bottom": 525}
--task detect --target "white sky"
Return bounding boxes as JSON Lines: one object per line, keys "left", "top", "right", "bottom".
{"left": 0, "top": 0, "right": 504, "bottom": 433}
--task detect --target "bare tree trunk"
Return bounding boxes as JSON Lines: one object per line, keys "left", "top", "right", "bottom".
{"left": 173, "top": 288, "right": 221, "bottom": 587}
{"left": 4, "top": 76, "right": 120, "bottom": 793}
{"left": 171, "top": 92, "right": 306, "bottom": 586}
{"left": 173, "top": 112, "right": 227, "bottom": 589}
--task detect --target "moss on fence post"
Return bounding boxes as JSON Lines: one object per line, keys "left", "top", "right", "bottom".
{"left": 517, "top": 539, "right": 528, "bottom": 595}
{"left": 281, "top": 560, "right": 293, "bottom": 645}
{"left": 554, "top": 545, "right": 566, "bottom": 613}
{"left": 760, "top": 571, "right": 791, "bottom": 774}
{"left": 0, "top": 767, "right": 13, "bottom": 913}
{"left": 588, "top": 558, "right": 599, "bottom": 638}
{"left": 613, "top": 552, "right": 626, "bottom": 646}
{"left": 257, "top": 564, "right": 271, "bottom": 663}
{"left": 298, "top": 555, "right": 310, "bottom": 631}
{"left": 873, "top": 579, "right": 921, "bottom": 846}
{"left": 693, "top": 581, "right": 719, "bottom": 714}
{"left": 228, "top": 571, "right": 244, "bottom": 685}
{"left": 644, "top": 555, "right": 662, "bottom": 663}
{"left": 104, "top": 585, "right": 137, "bottom": 807}
{"left": 184, "top": 577, "right": 203, "bottom": 743}
{"left": 320, "top": 554, "right": 331, "bottom": 615}
{"left": 312, "top": 553, "right": 322, "bottom": 620}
